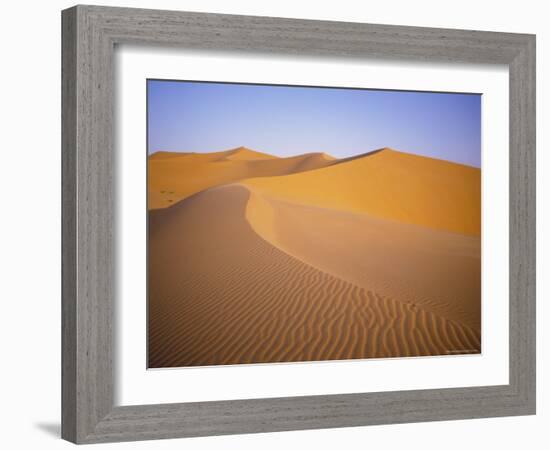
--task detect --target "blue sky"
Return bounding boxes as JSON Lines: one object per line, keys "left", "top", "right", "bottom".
{"left": 147, "top": 80, "right": 481, "bottom": 167}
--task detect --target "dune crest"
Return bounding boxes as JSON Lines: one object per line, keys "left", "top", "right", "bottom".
{"left": 221, "top": 146, "right": 277, "bottom": 161}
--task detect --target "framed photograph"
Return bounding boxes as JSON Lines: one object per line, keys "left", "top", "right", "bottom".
{"left": 62, "top": 5, "right": 536, "bottom": 444}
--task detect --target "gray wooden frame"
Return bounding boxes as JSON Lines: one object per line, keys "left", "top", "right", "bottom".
{"left": 61, "top": 4, "right": 536, "bottom": 444}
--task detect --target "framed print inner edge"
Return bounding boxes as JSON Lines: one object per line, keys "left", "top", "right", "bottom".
{"left": 118, "top": 49, "right": 506, "bottom": 405}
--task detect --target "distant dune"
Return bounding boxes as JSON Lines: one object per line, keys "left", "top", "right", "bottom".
{"left": 148, "top": 146, "right": 338, "bottom": 209}
{"left": 148, "top": 146, "right": 481, "bottom": 367}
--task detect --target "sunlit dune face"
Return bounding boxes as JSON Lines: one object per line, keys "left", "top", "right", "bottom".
{"left": 244, "top": 148, "right": 481, "bottom": 236}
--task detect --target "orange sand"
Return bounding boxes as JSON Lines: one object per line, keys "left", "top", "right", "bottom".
{"left": 148, "top": 146, "right": 336, "bottom": 209}
{"left": 148, "top": 147, "right": 481, "bottom": 367}
{"left": 244, "top": 148, "right": 481, "bottom": 235}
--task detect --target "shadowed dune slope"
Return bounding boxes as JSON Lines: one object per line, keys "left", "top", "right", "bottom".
{"left": 148, "top": 147, "right": 336, "bottom": 209}
{"left": 243, "top": 148, "right": 481, "bottom": 235}
{"left": 245, "top": 189, "right": 481, "bottom": 331}
{"left": 148, "top": 184, "right": 480, "bottom": 368}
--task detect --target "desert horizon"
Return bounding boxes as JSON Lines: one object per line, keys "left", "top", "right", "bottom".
{"left": 147, "top": 145, "right": 481, "bottom": 368}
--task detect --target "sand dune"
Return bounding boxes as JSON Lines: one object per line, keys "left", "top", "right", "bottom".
{"left": 148, "top": 146, "right": 336, "bottom": 209}
{"left": 148, "top": 146, "right": 481, "bottom": 368}
{"left": 149, "top": 146, "right": 276, "bottom": 162}
{"left": 245, "top": 189, "right": 480, "bottom": 331}
{"left": 244, "top": 148, "right": 481, "bottom": 235}
{"left": 149, "top": 184, "right": 480, "bottom": 368}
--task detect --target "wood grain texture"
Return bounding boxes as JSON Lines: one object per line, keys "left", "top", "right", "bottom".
{"left": 508, "top": 35, "right": 536, "bottom": 409}
{"left": 61, "top": 7, "right": 77, "bottom": 443}
{"left": 61, "top": 4, "right": 536, "bottom": 444}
